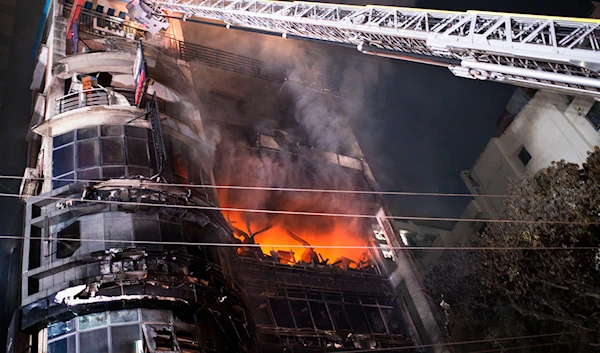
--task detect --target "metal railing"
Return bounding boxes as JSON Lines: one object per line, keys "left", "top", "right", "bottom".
{"left": 55, "top": 88, "right": 136, "bottom": 114}
{"left": 62, "top": 2, "right": 343, "bottom": 96}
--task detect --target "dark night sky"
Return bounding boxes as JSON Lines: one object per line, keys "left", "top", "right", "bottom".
{"left": 341, "top": 0, "right": 595, "bottom": 221}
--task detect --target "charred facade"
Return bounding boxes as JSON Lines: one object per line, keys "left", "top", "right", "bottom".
{"left": 8, "top": 1, "right": 446, "bottom": 352}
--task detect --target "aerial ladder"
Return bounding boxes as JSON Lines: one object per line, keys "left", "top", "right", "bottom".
{"left": 127, "top": 0, "right": 600, "bottom": 99}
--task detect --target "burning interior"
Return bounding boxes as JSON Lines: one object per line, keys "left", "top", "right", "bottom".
{"left": 211, "top": 127, "right": 382, "bottom": 272}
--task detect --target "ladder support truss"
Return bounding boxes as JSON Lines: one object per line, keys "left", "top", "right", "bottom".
{"left": 150, "top": 0, "right": 600, "bottom": 98}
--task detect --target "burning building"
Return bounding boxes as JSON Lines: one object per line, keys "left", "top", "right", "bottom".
{"left": 8, "top": 1, "right": 446, "bottom": 352}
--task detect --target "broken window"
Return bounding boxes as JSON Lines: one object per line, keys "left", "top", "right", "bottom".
{"left": 56, "top": 221, "right": 81, "bottom": 258}
{"left": 309, "top": 302, "right": 333, "bottom": 330}
{"left": 344, "top": 304, "right": 370, "bottom": 333}
{"left": 381, "top": 308, "right": 404, "bottom": 335}
{"left": 175, "top": 330, "right": 199, "bottom": 353}
{"left": 364, "top": 307, "right": 387, "bottom": 333}
{"left": 111, "top": 324, "right": 142, "bottom": 353}
{"left": 327, "top": 304, "right": 351, "bottom": 330}
{"left": 143, "top": 324, "right": 178, "bottom": 352}
{"left": 110, "top": 309, "right": 139, "bottom": 323}
{"left": 289, "top": 300, "right": 313, "bottom": 329}
{"left": 78, "top": 312, "right": 108, "bottom": 330}
{"left": 249, "top": 296, "right": 273, "bottom": 326}
{"left": 269, "top": 298, "right": 295, "bottom": 328}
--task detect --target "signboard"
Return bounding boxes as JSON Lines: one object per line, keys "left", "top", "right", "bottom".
{"left": 66, "top": 0, "right": 85, "bottom": 40}
{"left": 133, "top": 40, "right": 149, "bottom": 107}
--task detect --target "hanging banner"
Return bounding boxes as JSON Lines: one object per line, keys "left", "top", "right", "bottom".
{"left": 133, "top": 39, "right": 149, "bottom": 107}
{"left": 66, "top": 0, "right": 85, "bottom": 40}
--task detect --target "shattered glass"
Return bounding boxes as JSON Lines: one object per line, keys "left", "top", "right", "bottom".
{"left": 79, "top": 312, "right": 108, "bottom": 330}
{"left": 110, "top": 309, "right": 139, "bottom": 324}
{"left": 47, "top": 319, "right": 76, "bottom": 339}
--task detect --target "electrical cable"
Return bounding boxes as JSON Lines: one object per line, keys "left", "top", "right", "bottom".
{"left": 4, "top": 235, "right": 600, "bottom": 252}
{"left": 465, "top": 339, "right": 583, "bottom": 353}
{"left": 2, "top": 191, "right": 598, "bottom": 225}
{"left": 333, "top": 330, "right": 591, "bottom": 353}
{"left": 0, "top": 174, "right": 511, "bottom": 198}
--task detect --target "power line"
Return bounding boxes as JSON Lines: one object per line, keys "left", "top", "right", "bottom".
{"left": 4, "top": 235, "right": 599, "bottom": 252}
{"left": 5, "top": 191, "right": 598, "bottom": 225}
{"left": 334, "top": 330, "right": 590, "bottom": 353}
{"left": 465, "top": 340, "right": 582, "bottom": 353}
{"left": 0, "top": 174, "right": 510, "bottom": 198}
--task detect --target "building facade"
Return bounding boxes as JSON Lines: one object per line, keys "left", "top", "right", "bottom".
{"left": 462, "top": 90, "right": 600, "bottom": 220}
{"left": 7, "top": 1, "right": 447, "bottom": 352}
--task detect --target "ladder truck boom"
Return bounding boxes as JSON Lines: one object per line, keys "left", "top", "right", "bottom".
{"left": 130, "top": 0, "right": 600, "bottom": 99}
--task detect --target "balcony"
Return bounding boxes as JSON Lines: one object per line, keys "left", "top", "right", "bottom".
{"left": 55, "top": 88, "right": 135, "bottom": 115}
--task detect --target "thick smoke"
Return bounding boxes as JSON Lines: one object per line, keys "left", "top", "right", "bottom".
{"left": 183, "top": 13, "right": 396, "bottom": 261}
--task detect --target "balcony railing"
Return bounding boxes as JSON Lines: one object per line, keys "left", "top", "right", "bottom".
{"left": 55, "top": 88, "right": 136, "bottom": 114}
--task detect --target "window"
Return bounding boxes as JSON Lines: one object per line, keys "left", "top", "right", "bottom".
{"left": 77, "top": 140, "right": 100, "bottom": 168}
{"left": 52, "top": 126, "right": 153, "bottom": 189}
{"left": 53, "top": 145, "right": 75, "bottom": 176}
{"left": 586, "top": 102, "right": 600, "bottom": 131}
{"left": 56, "top": 221, "right": 81, "bottom": 258}
{"left": 46, "top": 310, "right": 162, "bottom": 353}
{"left": 102, "top": 138, "right": 125, "bottom": 164}
{"left": 517, "top": 146, "right": 532, "bottom": 166}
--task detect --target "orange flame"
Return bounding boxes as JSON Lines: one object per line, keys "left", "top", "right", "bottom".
{"left": 213, "top": 144, "right": 374, "bottom": 267}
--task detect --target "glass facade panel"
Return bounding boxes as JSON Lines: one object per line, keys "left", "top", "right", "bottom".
{"left": 140, "top": 309, "right": 171, "bottom": 323}
{"left": 125, "top": 126, "right": 148, "bottom": 138}
{"left": 103, "top": 166, "right": 126, "bottom": 178}
{"left": 101, "top": 125, "right": 122, "bottom": 136}
{"left": 79, "top": 312, "right": 108, "bottom": 330}
{"left": 101, "top": 138, "right": 125, "bottom": 164}
{"left": 77, "top": 168, "right": 101, "bottom": 181}
{"left": 53, "top": 172, "right": 75, "bottom": 189}
{"left": 126, "top": 138, "right": 149, "bottom": 167}
{"left": 48, "top": 319, "right": 76, "bottom": 339}
{"left": 53, "top": 131, "right": 74, "bottom": 148}
{"left": 48, "top": 335, "right": 76, "bottom": 353}
{"left": 110, "top": 325, "right": 142, "bottom": 353}
{"left": 53, "top": 145, "right": 74, "bottom": 176}
{"left": 79, "top": 328, "right": 109, "bottom": 353}
{"left": 110, "top": 309, "right": 139, "bottom": 324}
{"left": 77, "top": 127, "right": 98, "bottom": 140}
{"left": 128, "top": 167, "right": 151, "bottom": 177}
{"left": 77, "top": 140, "right": 100, "bottom": 168}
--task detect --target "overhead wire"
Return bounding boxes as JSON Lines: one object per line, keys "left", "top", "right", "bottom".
{"left": 1, "top": 191, "right": 598, "bottom": 225}
{"left": 465, "top": 340, "right": 583, "bottom": 353}
{"left": 333, "top": 330, "right": 591, "bottom": 353}
{"left": 0, "top": 174, "right": 510, "bottom": 198}
{"left": 3, "top": 235, "right": 599, "bottom": 252}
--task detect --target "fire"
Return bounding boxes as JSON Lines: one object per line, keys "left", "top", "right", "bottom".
{"left": 213, "top": 141, "right": 375, "bottom": 268}
{"left": 221, "top": 207, "right": 370, "bottom": 267}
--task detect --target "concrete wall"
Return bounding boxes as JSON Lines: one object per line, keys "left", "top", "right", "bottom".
{"left": 463, "top": 91, "right": 599, "bottom": 219}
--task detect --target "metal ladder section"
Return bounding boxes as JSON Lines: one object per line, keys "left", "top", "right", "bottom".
{"left": 152, "top": 0, "right": 600, "bottom": 99}
{"left": 67, "top": 3, "right": 343, "bottom": 96}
